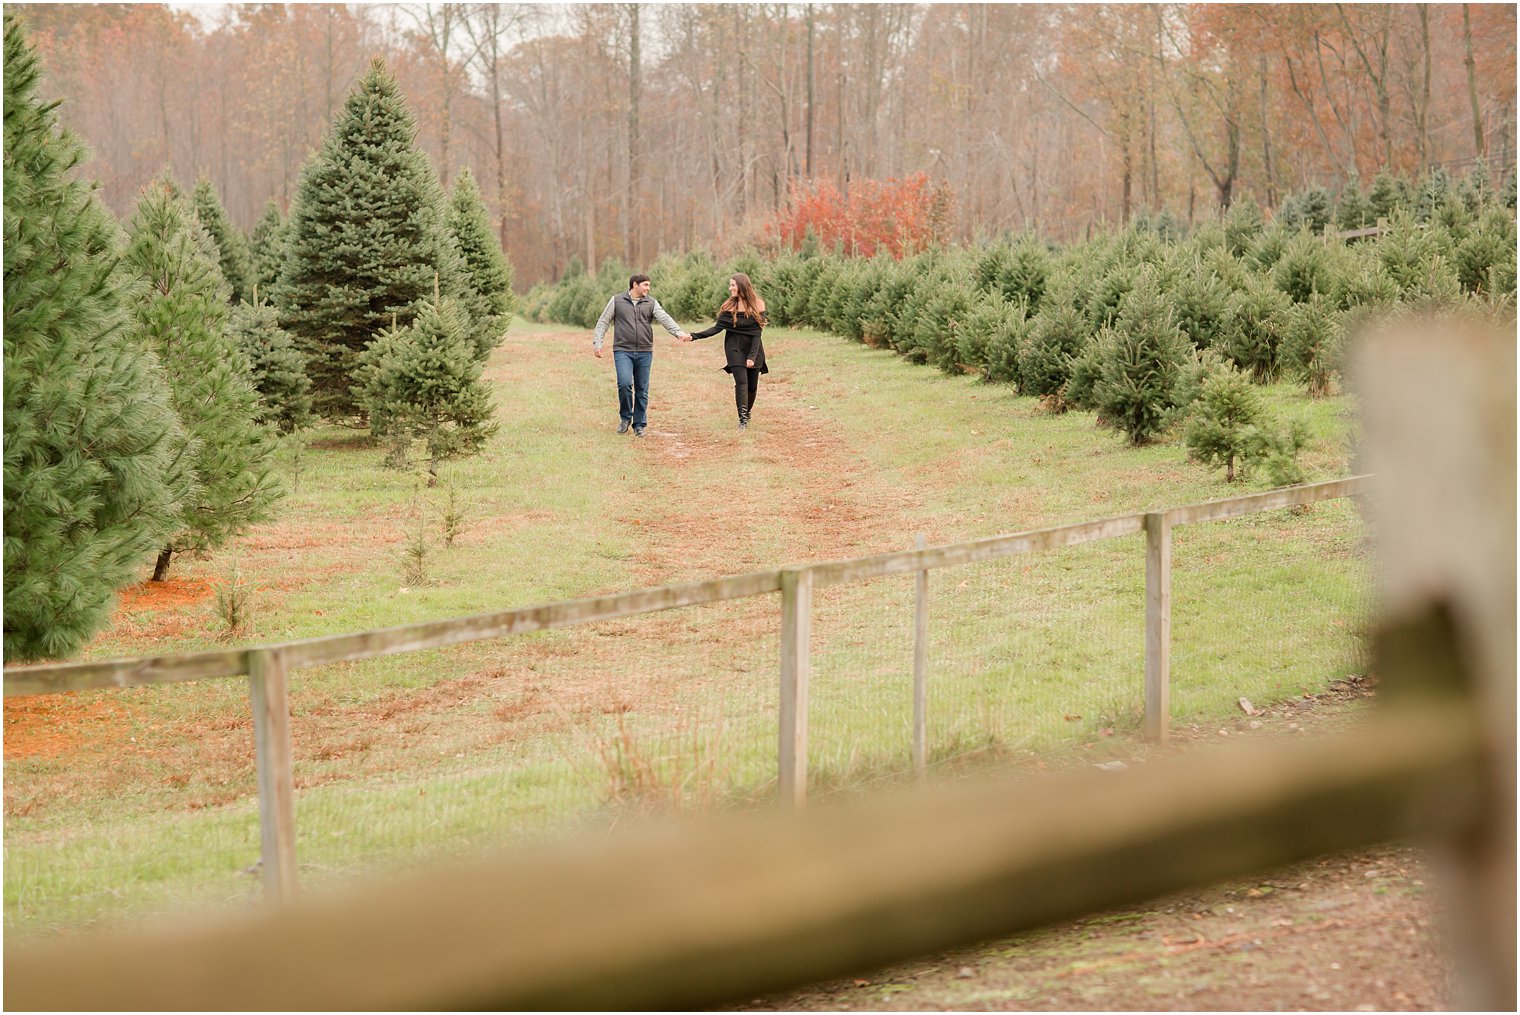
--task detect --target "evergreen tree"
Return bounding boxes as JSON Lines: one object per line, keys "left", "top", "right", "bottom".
{"left": 1221, "top": 275, "right": 1291, "bottom": 381}
{"left": 356, "top": 297, "right": 498, "bottom": 484}
{"left": 1019, "top": 301, "right": 1087, "bottom": 397}
{"left": 1184, "top": 367, "right": 1304, "bottom": 486}
{"left": 275, "top": 58, "right": 469, "bottom": 418}
{"left": 1093, "top": 267, "right": 1192, "bottom": 444}
{"left": 1272, "top": 229, "right": 1338, "bottom": 304}
{"left": 1336, "top": 176, "right": 1374, "bottom": 230}
{"left": 228, "top": 301, "right": 315, "bottom": 433}
{"left": 3, "top": 14, "right": 187, "bottom": 660}
{"left": 191, "top": 176, "right": 252, "bottom": 303}
{"left": 125, "top": 178, "right": 282, "bottom": 580}
{"left": 447, "top": 167, "right": 516, "bottom": 360}
{"left": 1184, "top": 366, "right": 1264, "bottom": 482}
{"left": 1278, "top": 185, "right": 1333, "bottom": 234}
{"left": 1452, "top": 206, "right": 1518, "bottom": 298}
{"left": 1222, "top": 199, "right": 1265, "bottom": 256}
{"left": 1168, "top": 257, "right": 1235, "bottom": 350}
{"left": 248, "top": 198, "right": 288, "bottom": 295}
{"left": 1281, "top": 293, "right": 1344, "bottom": 397}
{"left": 1368, "top": 170, "right": 1409, "bottom": 220}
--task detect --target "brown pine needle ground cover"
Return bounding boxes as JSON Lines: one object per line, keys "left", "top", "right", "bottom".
{"left": 4, "top": 318, "right": 1414, "bottom": 1009}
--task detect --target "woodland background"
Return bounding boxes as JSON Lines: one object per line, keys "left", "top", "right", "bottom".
{"left": 15, "top": 2, "right": 1519, "bottom": 286}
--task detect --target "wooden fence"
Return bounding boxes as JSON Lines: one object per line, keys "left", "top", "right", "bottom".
{"left": 4, "top": 475, "right": 1369, "bottom": 904}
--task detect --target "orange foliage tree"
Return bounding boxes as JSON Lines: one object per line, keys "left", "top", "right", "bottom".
{"left": 769, "top": 172, "right": 954, "bottom": 258}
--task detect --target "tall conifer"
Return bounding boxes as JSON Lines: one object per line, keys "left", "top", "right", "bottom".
{"left": 192, "top": 176, "right": 252, "bottom": 303}
{"left": 447, "top": 167, "right": 516, "bottom": 360}
{"left": 248, "top": 198, "right": 287, "bottom": 295}
{"left": 228, "top": 301, "right": 314, "bottom": 433}
{"left": 3, "top": 14, "right": 187, "bottom": 659}
{"left": 125, "top": 178, "right": 282, "bottom": 580}
{"left": 275, "top": 58, "right": 468, "bottom": 417}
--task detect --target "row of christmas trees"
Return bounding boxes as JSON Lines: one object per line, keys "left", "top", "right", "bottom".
{"left": 4, "top": 15, "right": 515, "bottom": 662}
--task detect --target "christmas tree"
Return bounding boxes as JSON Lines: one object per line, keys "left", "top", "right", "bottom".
{"left": 1094, "top": 266, "right": 1192, "bottom": 444}
{"left": 125, "top": 177, "right": 282, "bottom": 580}
{"left": 275, "top": 58, "right": 468, "bottom": 417}
{"left": 228, "top": 301, "right": 315, "bottom": 433}
{"left": 356, "top": 296, "right": 498, "bottom": 485}
{"left": 446, "top": 167, "right": 516, "bottom": 360}
{"left": 3, "top": 14, "right": 187, "bottom": 660}
{"left": 191, "top": 175, "right": 252, "bottom": 303}
{"left": 248, "top": 198, "right": 288, "bottom": 295}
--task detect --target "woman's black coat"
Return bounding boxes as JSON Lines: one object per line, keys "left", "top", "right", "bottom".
{"left": 691, "top": 310, "right": 768, "bottom": 374}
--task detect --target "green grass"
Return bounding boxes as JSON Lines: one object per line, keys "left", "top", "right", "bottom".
{"left": 3, "top": 317, "right": 1370, "bottom": 936}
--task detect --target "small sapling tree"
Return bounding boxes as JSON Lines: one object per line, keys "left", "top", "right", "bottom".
{"left": 1093, "top": 267, "right": 1192, "bottom": 444}
{"left": 357, "top": 296, "right": 498, "bottom": 485}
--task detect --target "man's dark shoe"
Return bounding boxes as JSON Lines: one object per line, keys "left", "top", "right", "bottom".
{"left": 617, "top": 420, "right": 630, "bottom": 434}
{"left": 633, "top": 426, "right": 646, "bottom": 437}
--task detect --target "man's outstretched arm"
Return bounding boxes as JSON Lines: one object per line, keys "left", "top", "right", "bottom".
{"left": 651, "top": 300, "right": 691, "bottom": 341}
{"left": 592, "top": 296, "right": 617, "bottom": 357}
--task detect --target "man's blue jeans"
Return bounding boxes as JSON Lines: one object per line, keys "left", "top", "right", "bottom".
{"left": 613, "top": 350, "right": 653, "bottom": 429}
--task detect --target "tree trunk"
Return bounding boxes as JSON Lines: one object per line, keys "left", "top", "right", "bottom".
{"left": 1259, "top": 55, "right": 1278, "bottom": 207}
{"left": 627, "top": 5, "right": 641, "bottom": 264}
{"left": 1416, "top": 4, "right": 1432, "bottom": 171}
{"left": 805, "top": 5, "right": 815, "bottom": 179}
{"left": 152, "top": 545, "right": 174, "bottom": 583}
{"left": 1463, "top": 4, "right": 1486, "bottom": 158}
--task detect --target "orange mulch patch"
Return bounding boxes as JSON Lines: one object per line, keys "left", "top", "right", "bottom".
{"left": 3, "top": 693, "right": 140, "bottom": 760}
{"left": 115, "top": 577, "right": 213, "bottom": 611}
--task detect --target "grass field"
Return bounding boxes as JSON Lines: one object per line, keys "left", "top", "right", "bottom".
{"left": 2, "top": 317, "right": 1371, "bottom": 937}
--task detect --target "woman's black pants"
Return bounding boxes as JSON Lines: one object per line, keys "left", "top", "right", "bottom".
{"left": 732, "top": 367, "right": 760, "bottom": 421}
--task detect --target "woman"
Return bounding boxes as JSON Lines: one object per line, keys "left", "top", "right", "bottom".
{"left": 690, "top": 273, "right": 768, "bottom": 430}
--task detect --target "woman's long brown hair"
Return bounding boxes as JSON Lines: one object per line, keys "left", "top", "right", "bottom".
{"left": 721, "top": 272, "right": 767, "bottom": 325}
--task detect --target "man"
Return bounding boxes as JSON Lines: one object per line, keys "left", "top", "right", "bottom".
{"left": 592, "top": 274, "right": 691, "bottom": 436}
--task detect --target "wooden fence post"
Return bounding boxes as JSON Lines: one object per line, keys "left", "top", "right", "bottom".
{"left": 913, "top": 533, "right": 929, "bottom": 779}
{"left": 248, "top": 647, "right": 298, "bottom": 901}
{"left": 779, "top": 568, "right": 813, "bottom": 810}
{"left": 1144, "top": 512, "right": 1172, "bottom": 743}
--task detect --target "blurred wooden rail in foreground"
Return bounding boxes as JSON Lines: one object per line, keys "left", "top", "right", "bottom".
{"left": 5, "top": 320, "right": 1513, "bottom": 1009}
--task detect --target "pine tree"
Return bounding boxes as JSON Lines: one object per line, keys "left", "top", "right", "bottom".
{"left": 1185, "top": 367, "right": 1267, "bottom": 482}
{"left": 1272, "top": 229, "right": 1338, "bottom": 304}
{"left": 356, "top": 297, "right": 498, "bottom": 485}
{"left": 1019, "top": 301, "right": 1087, "bottom": 397}
{"left": 275, "top": 58, "right": 469, "bottom": 418}
{"left": 228, "top": 301, "right": 315, "bottom": 433}
{"left": 3, "top": 14, "right": 187, "bottom": 660}
{"left": 1336, "top": 176, "right": 1374, "bottom": 230}
{"left": 1222, "top": 275, "right": 1292, "bottom": 381}
{"left": 1281, "top": 293, "right": 1344, "bottom": 397}
{"left": 248, "top": 199, "right": 288, "bottom": 295}
{"left": 1184, "top": 268, "right": 1239, "bottom": 354}
{"left": 1368, "top": 170, "right": 1410, "bottom": 220}
{"left": 125, "top": 178, "right": 282, "bottom": 580}
{"left": 1094, "top": 267, "right": 1192, "bottom": 444}
{"left": 191, "top": 176, "right": 252, "bottom": 303}
{"left": 447, "top": 167, "right": 516, "bottom": 360}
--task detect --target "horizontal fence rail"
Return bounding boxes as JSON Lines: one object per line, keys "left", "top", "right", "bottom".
{"left": 3, "top": 477, "right": 1368, "bottom": 697}
{"left": 4, "top": 476, "right": 1372, "bottom": 913}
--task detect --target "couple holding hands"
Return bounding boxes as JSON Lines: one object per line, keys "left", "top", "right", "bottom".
{"left": 591, "top": 272, "right": 768, "bottom": 435}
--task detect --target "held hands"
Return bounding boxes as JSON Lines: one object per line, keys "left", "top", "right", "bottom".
{"left": 679, "top": 332, "right": 693, "bottom": 342}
